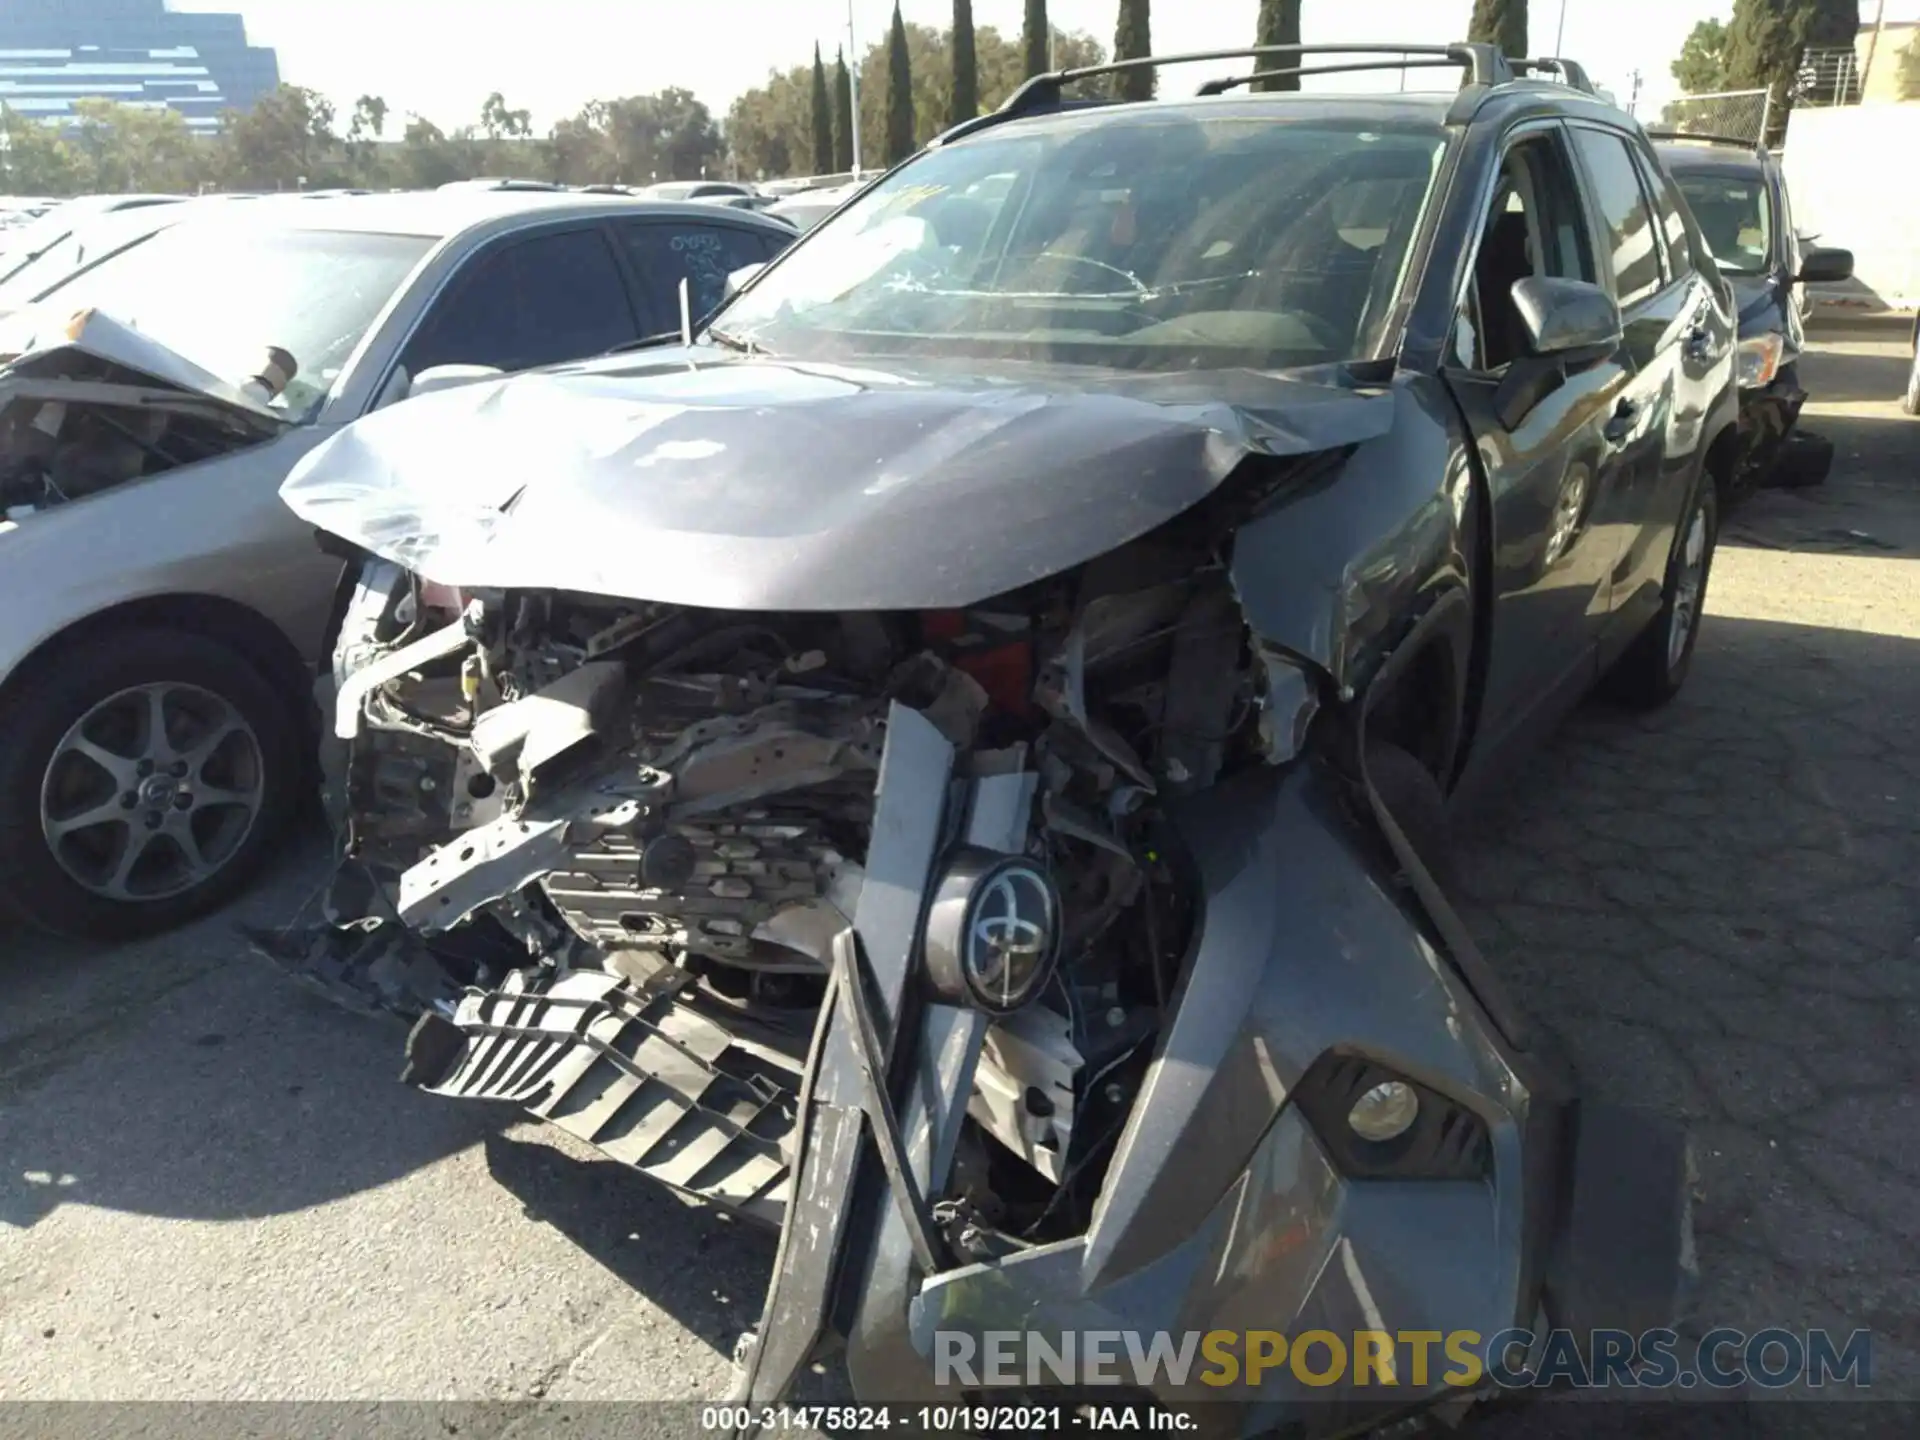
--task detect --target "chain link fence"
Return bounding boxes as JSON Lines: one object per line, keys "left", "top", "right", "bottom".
{"left": 1657, "top": 88, "right": 1773, "bottom": 145}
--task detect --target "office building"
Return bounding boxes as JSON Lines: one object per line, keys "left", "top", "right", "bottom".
{"left": 0, "top": 0, "right": 280, "bottom": 135}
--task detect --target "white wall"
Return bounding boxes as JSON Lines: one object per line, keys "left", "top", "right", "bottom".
{"left": 1781, "top": 104, "right": 1920, "bottom": 312}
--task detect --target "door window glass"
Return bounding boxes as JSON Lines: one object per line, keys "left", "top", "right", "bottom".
{"left": 1569, "top": 127, "right": 1664, "bottom": 306}
{"left": 618, "top": 222, "right": 777, "bottom": 329}
{"left": 404, "top": 227, "right": 637, "bottom": 375}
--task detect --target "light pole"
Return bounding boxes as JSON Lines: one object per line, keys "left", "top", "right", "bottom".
{"left": 1554, "top": 0, "right": 1569, "bottom": 58}
{"left": 845, "top": 0, "right": 863, "bottom": 178}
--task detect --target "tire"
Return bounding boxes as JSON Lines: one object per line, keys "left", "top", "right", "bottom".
{"left": 1364, "top": 737, "right": 1459, "bottom": 896}
{"left": 0, "top": 628, "right": 300, "bottom": 940}
{"left": 1602, "top": 476, "right": 1719, "bottom": 710}
{"left": 1903, "top": 337, "right": 1920, "bottom": 417}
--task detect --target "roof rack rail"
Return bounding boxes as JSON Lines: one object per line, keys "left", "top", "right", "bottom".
{"left": 1514, "top": 57, "right": 1597, "bottom": 95}
{"left": 933, "top": 43, "right": 1511, "bottom": 146}
{"left": 1198, "top": 57, "right": 1465, "bottom": 96}
{"left": 1642, "top": 128, "right": 1765, "bottom": 152}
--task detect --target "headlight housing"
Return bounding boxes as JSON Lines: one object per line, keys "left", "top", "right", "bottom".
{"left": 1737, "top": 332, "right": 1785, "bottom": 389}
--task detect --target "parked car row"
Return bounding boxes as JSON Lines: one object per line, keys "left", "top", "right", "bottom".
{"left": 0, "top": 38, "right": 1874, "bottom": 1431}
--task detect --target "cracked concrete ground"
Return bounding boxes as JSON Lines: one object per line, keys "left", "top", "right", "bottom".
{"left": 0, "top": 336, "right": 1915, "bottom": 1419}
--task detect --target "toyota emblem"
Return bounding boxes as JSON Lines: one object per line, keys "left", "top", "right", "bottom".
{"left": 922, "top": 849, "right": 1062, "bottom": 1015}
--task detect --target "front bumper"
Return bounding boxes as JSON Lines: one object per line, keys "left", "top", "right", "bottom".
{"left": 1733, "top": 364, "right": 1810, "bottom": 491}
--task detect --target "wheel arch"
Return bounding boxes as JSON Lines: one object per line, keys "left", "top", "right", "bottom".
{"left": 0, "top": 592, "right": 318, "bottom": 743}
{"left": 1358, "top": 586, "right": 1475, "bottom": 793}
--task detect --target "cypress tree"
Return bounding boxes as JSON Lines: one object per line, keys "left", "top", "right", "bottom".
{"left": 832, "top": 47, "right": 854, "bottom": 172}
{"left": 1023, "top": 0, "right": 1050, "bottom": 80}
{"left": 810, "top": 45, "right": 833, "bottom": 175}
{"left": 885, "top": 2, "right": 915, "bottom": 164}
{"left": 1467, "top": 0, "right": 1529, "bottom": 61}
{"left": 1113, "top": 0, "right": 1154, "bottom": 101}
{"left": 1254, "top": 0, "right": 1302, "bottom": 94}
{"left": 951, "top": 0, "right": 979, "bottom": 125}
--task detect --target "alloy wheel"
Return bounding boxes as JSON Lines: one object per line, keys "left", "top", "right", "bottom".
{"left": 38, "top": 681, "right": 267, "bottom": 902}
{"left": 1667, "top": 502, "right": 1710, "bottom": 672}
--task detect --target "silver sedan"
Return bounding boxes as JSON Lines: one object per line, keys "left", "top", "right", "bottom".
{"left": 0, "top": 191, "right": 793, "bottom": 938}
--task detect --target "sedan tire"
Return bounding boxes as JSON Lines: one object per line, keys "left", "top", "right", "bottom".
{"left": 1602, "top": 476, "right": 1719, "bottom": 710}
{"left": 0, "top": 628, "right": 300, "bottom": 940}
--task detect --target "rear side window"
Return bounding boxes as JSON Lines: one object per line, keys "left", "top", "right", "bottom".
{"left": 404, "top": 226, "right": 639, "bottom": 375}
{"left": 1568, "top": 127, "right": 1664, "bottom": 307}
{"left": 618, "top": 222, "right": 777, "bottom": 328}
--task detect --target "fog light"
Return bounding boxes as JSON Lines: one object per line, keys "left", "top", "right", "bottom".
{"left": 1348, "top": 1080, "right": 1420, "bottom": 1142}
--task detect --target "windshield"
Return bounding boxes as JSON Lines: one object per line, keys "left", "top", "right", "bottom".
{"left": 31, "top": 221, "right": 433, "bottom": 421}
{"left": 1673, "top": 170, "right": 1772, "bottom": 275}
{"left": 717, "top": 111, "right": 1448, "bottom": 371}
{"left": 0, "top": 208, "right": 186, "bottom": 312}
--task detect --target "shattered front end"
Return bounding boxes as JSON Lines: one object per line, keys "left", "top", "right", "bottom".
{"left": 284, "top": 549, "right": 1694, "bottom": 1435}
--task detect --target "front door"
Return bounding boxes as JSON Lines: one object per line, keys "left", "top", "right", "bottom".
{"left": 1441, "top": 125, "right": 1637, "bottom": 740}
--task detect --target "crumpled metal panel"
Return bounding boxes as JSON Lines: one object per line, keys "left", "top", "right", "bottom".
{"left": 408, "top": 966, "right": 798, "bottom": 1225}
{"left": 277, "top": 351, "right": 1396, "bottom": 612}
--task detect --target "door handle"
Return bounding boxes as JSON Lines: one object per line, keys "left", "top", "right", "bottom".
{"left": 1603, "top": 398, "right": 1639, "bottom": 445}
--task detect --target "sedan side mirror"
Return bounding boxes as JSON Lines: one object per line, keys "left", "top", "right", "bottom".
{"left": 1796, "top": 247, "right": 1854, "bottom": 285}
{"left": 725, "top": 262, "right": 766, "bottom": 299}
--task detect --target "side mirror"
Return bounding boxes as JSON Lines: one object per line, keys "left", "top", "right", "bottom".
{"left": 1494, "top": 277, "right": 1624, "bottom": 431}
{"left": 409, "top": 363, "right": 504, "bottom": 397}
{"left": 1796, "top": 247, "right": 1853, "bottom": 285}
{"left": 1510, "top": 276, "right": 1624, "bottom": 363}
{"left": 725, "top": 262, "right": 766, "bottom": 299}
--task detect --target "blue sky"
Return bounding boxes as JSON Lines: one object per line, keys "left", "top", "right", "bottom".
{"left": 174, "top": 0, "right": 1918, "bottom": 133}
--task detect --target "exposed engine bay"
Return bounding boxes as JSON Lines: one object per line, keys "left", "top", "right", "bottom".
{"left": 0, "top": 308, "right": 289, "bottom": 521}
{"left": 315, "top": 525, "right": 1312, "bottom": 1248}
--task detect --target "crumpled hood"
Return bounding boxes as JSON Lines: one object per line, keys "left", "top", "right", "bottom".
{"left": 0, "top": 306, "right": 287, "bottom": 424}
{"left": 279, "top": 349, "right": 1395, "bottom": 611}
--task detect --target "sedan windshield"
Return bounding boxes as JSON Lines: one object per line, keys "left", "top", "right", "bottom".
{"left": 1673, "top": 170, "right": 1772, "bottom": 275}
{"left": 29, "top": 221, "right": 432, "bottom": 420}
{"left": 717, "top": 110, "right": 1448, "bottom": 371}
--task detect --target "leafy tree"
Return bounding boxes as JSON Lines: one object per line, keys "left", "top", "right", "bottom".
{"left": 213, "top": 84, "right": 344, "bottom": 190}
{"left": 1468, "top": 0, "right": 1529, "bottom": 60}
{"left": 1671, "top": 19, "right": 1731, "bottom": 93}
{"left": 811, "top": 45, "right": 833, "bottom": 173}
{"left": 1902, "top": 34, "right": 1920, "bottom": 102}
{"left": 885, "top": 3, "right": 916, "bottom": 165}
{"left": 1254, "top": 0, "right": 1303, "bottom": 93}
{"left": 350, "top": 94, "right": 388, "bottom": 141}
{"left": 1, "top": 104, "right": 83, "bottom": 194}
{"left": 1113, "top": 0, "right": 1154, "bottom": 101}
{"left": 834, "top": 47, "right": 856, "bottom": 171}
{"left": 479, "top": 92, "right": 532, "bottom": 141}
{"left": 1023, "top": 0, "right": 1050, "bottom": 79}
{"left": 1724, "top": 0, "right": 1839, "bottom": 144}
{"left": 951, "top": 0, "right": 979, "bottom": 125}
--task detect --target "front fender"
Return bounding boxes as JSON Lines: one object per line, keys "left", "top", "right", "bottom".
{"left": 880, "top": 761, "right": 1690, "bottom": 1432}
{"left": 1228, "top": 375, "right": 1474, "bottom": 698}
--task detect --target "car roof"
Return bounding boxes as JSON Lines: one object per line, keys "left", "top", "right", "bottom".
{"left": 1652, "top": 140, "right": 1772, "bottom": 176}
{"left": 142, "top": 191, "right": 793, "bottom": 241}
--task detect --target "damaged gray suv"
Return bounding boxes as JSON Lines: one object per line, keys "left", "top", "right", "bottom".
{"left": 276, "top": 43, "right": 1733, "bottom": 1435}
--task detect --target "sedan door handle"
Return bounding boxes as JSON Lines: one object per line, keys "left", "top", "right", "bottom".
{"left": 1603, "top": 399, "right": 1639, "bottom": 445}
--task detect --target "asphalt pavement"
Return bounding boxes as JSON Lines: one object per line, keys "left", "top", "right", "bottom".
{"left": 2, "top": 336, "right": 1916, "bottom": 1413}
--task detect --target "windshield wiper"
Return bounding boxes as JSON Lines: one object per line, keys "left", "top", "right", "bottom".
{"left": 601, "top": 329, "right": 685, "bottom": 356}
{"left": 707, "top": 327, "right": 771, "bottom": 356}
